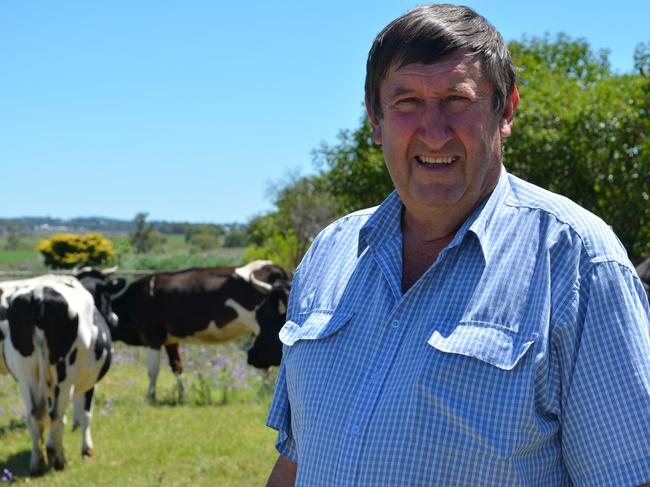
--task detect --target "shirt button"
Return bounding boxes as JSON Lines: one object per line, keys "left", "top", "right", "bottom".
{"left": 391, "top": 319, "right": 400, "bottom": 328}
{"left": 350, "top": 424, "right": 361, "bottom": 436}
{"left": 370, "top": 372, "right": 381, "bottom": 384}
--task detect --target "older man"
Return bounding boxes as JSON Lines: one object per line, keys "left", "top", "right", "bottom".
{"left": 266, "top": 4, "right": 650, "bottom": 486}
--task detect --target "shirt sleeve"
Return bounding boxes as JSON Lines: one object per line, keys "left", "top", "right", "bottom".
{"left": 265, "top": 266, "right": 304, "bottom": 462}
{"left": 266, "top": 360, "right": 298, "bottom": 461}
{"left": 561, "top": 259, "right": 650, "bottom": 486}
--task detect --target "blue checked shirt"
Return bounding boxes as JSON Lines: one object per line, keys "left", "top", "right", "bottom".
{"left": 267, "top": 168, "right": 650, "bottom": 486}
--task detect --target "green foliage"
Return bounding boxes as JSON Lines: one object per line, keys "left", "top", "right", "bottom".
{"left": 184, "top": 224, "right": 223, "bottom": 243}
{"left": 187, "top": 227, "right": 221, "bottom": 251}
{"left": 314, "top": 115, "right": 393, "bottom": 215}
{"left": 223, "top": 227, "right": 249, "bottom": 248}
{"left": 244, "top": 230, "right": 300, "bottom": 270}
{"left": 244, "top": 174, "right": 337, "bottom": 269}
{"left": 5, "top": 234, "right": 21, "bottom": 251}
{"left": 3, "top": 221, "right": 22, "bottom": 251}
{"left": 36, "top": 232, "right": 116, "bottom": 269}
{"left": 119, "top": 249, "right": 242, "bottom": 271}
{"left": 129, "top": 212, "right": 165, "bottom": 254}
{"left": 506, "top": 34, "right": 650, "bottom": 259}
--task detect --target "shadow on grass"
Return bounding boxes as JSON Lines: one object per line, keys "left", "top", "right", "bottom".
{"left": 0, "top": 449, "right": 32, "bottom": 480}
{"left": 0, "top": 418, "right": 27, "bottom": 438}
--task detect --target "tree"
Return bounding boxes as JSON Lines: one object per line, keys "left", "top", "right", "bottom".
{"left": 223, "top": 227, "right": 248, "bottom": 247}
{"left": 37, "top": 232, "right": 116, "bottom": 269}
{"left": 314, "top": 115, "right": 392, "bottom": 215}
{"left": 4, "top": 220, "right": 22, "bottom": 250}
{"left": 244, "top": 174, "right": 338, "bottom": 269}
{"left": 506, "top": 35, "right": 650, "bottom": 259}
{"left": 188, "top": 226, "right": 220, "bottom": 251}
{"left": 129, "top": 212, "right": 165, "bottom": 253}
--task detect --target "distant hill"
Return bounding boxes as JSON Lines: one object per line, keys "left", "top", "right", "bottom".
{"left": 0, "top": 217, "right": 246, "bottom": 236}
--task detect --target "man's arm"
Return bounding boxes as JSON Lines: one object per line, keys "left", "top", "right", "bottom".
{"left": 265, "top": 455, "right": 297, "bottom": 487}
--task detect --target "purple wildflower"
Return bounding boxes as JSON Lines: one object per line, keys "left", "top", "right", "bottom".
{"left": 1, "top": 467, "right": 13, "bottom": 482}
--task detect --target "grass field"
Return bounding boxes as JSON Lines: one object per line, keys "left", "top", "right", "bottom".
{"left": 0, "top": 344, "right": 279, "bottom": 486}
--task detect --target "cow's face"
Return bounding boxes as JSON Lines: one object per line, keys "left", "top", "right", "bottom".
{"left": 252, "top": 264, "right": 292, "bottom": 288}
{"left": 247, "top": 283, "right": 290, "bottom": 368}
{"left": 109, "top": 283, "right": 147, "bottom": 346}
{"left": 75, "top": 270, "right": 126, "bottom": 328}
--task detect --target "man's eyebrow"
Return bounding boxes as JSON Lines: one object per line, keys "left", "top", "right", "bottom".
{"left": 449, "top": 81, "right": 475, "bottom": 93}
{"left": 385, "top": 86, "right": 415, "bottom": 99}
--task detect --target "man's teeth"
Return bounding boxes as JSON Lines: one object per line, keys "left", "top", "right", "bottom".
{"left": 417, "top": 156, "right": 457, "bottom": 165}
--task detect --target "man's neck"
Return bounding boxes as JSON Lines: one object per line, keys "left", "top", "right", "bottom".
{"left": 401, "top": 209, "right": 460, "bottom": 292}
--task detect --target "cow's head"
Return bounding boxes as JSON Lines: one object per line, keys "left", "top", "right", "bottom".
{"left": 235, "top": 260, "right": 292, "bottom": 293}
{"left": 74, "top": 267, "right": 126, "bottom": 328}
{"left": 247, "top": 280, "right": 290, "bottom": 369}
{"left": 0, "top": 288, "right": 5, "bottom": 322}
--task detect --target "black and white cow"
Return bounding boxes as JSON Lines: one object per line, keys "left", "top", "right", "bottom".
{"left": 0, "top": 271, "right": 125, "bottom": 475}
{"left": 110, "top": 260, "right": 291, "bottom": 400}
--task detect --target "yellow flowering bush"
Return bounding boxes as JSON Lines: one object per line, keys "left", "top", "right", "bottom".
{"left": 37, "top": 232, "right": 116, "bottom": 269}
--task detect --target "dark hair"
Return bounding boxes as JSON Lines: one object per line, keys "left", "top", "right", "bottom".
{"left": 365, "top": 4, "right": 516, "bottom": 118}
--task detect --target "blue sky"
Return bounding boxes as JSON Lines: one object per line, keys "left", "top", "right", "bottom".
{"left": 1, "top": 1, "right": 647, "bottom": 224}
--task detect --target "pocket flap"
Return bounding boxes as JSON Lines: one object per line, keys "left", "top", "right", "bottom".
{"left": 427, "top": 321, "right": 537, "bottom": 371}
{"left": 279, "top": 311, "right": 353, "bottom": 346}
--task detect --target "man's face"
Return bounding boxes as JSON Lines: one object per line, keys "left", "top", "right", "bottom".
{"left": 367, "top": 52, "right": 518, "bottom": 219}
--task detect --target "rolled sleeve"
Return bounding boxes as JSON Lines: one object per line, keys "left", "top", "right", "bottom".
{"left": 562, "top": 260, "right": 650, "bottom": 485}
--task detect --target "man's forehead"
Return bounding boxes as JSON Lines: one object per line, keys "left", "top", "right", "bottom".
{"left": 390, "top": 51, "right": 483, "bottom": 80}
{"left": 381, "top": 54, "right": 486, "bottom": 96}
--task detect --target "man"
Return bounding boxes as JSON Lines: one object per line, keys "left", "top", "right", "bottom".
{"left": 266, "top": 4, "right": 650, "bottom": 486}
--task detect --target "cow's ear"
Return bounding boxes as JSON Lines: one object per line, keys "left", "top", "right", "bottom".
{"left": 109, "top": 278, "right": 127, "bottom": 294}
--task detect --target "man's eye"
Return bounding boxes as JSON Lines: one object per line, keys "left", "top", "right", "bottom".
{"left": 395, "top": 98, "right": 420, "bottom": 107}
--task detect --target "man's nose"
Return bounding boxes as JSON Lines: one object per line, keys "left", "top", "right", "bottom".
{"left": 418, "top": 101, "right": 452, "bottom": 148}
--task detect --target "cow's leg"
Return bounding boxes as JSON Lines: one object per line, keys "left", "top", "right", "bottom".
{"left": 72, "top": 388, "right": 95, "bottom": 458}
{"left": 146, "top": 347, "right": 161, "bottom": 400}
{"left": 19, "top": 382, "right": 47, "bottom": 476}
{"left": 165, "top": 344, "right": 184, "bottom": 402}
{"left": 18, "top": 378, "right": 47, "bottom": 476}
{"left": 46, "top": 380, "right": 72, "bottom": 471}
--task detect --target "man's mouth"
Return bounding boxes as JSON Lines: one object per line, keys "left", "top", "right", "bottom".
{"left": 416, "top": 155, "right": 459, "bottom": 166}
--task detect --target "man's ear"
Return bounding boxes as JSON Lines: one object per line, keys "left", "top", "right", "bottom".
{"left": 365, "top": 96, "right": 383, "bottom": 145}
{"left": 499, "top": 83, "right": 519, "bottom": 138}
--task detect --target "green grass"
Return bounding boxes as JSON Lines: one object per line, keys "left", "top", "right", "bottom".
{"left": 0, "top": 237, "right": 44, "bottom": 271}
{"left": 0, "top": 344, "right": 279, "bottom": 486}
{"left": 0, "top": 233, "right": 245, "bottom": 274}
{"left": 0, "top": 250, "right": 40, "bottom": 265}
{"left": 118, "top": 247, "right": 244, "bottom": 271}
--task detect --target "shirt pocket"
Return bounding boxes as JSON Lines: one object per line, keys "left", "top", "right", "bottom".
{"left": 426, "top": 320, "right": 537, "bottom": 371}
{"left": 279, "top": 310, "right": 354, "bottom": 437}
{"left": 279, "top": 310, "right": 353, "bottom": 346}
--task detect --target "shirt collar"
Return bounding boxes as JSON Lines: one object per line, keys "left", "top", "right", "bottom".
{"left": 447, "top": 165, "right": 511, "bottom": 259}
{"left": 358, "top": 166, "right": 511, "bottom": 259}
{"left": 358, "top": 191, "right": 403, "bottom": 256}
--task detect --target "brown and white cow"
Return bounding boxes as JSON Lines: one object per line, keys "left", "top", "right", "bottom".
{"left": 110, "top": 260, "right": 290, "bottom": 400}
{"left": 0, "top": 270, "right": 125, "bottom": 475}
